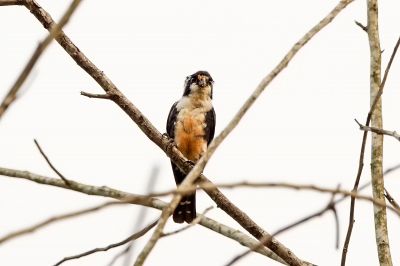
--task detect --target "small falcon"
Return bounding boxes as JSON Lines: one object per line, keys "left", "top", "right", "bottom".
{"left": 166, "top": 71, "right": 216, "bottom": 223}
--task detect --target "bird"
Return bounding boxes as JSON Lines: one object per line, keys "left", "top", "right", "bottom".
{"left": 166, "top": 71, "right": 216, "bottom": 223}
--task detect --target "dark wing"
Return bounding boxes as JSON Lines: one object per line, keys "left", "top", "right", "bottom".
{"left": 204, "top": 107, "right": 216, "bottom": 145}
{"left": 166, "top": 101, "right": 178, "bottom": 139}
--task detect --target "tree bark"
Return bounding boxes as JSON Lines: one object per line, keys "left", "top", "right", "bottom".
{"left": 367, "top": 1, "right": 393, "bottom": 265}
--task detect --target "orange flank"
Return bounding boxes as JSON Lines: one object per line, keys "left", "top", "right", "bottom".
{"left": 175, "top": 116, "right": 206, "bottom": 161}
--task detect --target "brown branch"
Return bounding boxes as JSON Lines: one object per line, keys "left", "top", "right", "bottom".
{"left": 33, "top": 139, "right": 71, "bottom": 186}
{"left": 80, "top": 91, "right": 111, "bottom": 99}
{"left": 0, "top": 200, "right": 125, "bottom": 245}
{"left": 384, "top": 188, "right": 400, "bottom": 212}
{"left": 355, "top": 119, "right": 400, "bottom": 141}
{"left": 224, "top": 187, "right": 341, "bottom": 266}
{"left": 341, "top": 34, "right": 400, "bottom": 266}
{"left": 0, "top": 0, "right": 82, "bottom": 120}
{"left": 355, "top": 20, "right": 368, "bottom": 32}
{"left": 275, "top": 184, "right": 341, "bottom": 249}
{"left": 0, "top": 166, "right": 285, "bottom": 264}
{"left": 53, "top": 220, "right": 158, "bottom": 266}
{"left": 161, "top": 207, "right": 213, "bottom": 237}
{"left": 239, "top": 164, "right": 399, "bottom": 266}
{"left": 145, "top": 181, "right": 399, "bottom": 215}
{"left": 255, "top": 163, "right": 400, "bottom": 253}
{"left": 0, "top": 0, "right": 23, "bottom": 6}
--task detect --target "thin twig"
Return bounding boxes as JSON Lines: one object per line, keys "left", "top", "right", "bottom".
{"left": 145, "top": 181, "right": 399, "bottom": 215}
{"left": 162, "top": 207, "right": 213, "bottom": 237}
{"left": 53, "top": 220, "right": 158, "bottom": 266}
{"left": 341, "top": 34, "right": 400, "bottom": 266}
{"left": 226, "top": 162, "right": 400, "bottom": 265}
{"left": 0, "top": 200, "right": 123, "bottom": 245}
{"left": 0, "top": 0, "right": 82, "bottom": 120}
{"left": 355, "top": 119, "right": 400, "bottom": 141}
{"left": 355, "top": 20, "right": 368, "bottom": 32}
{"left": 0, "top": 166, "right": 284, "bottom": 264}
{"left": 383, "top": 163, "right": 400, "bottom": 175}
{"left": 34, "top": 139, "right": 71, "bottom": 186}
{"left": 384, "top": 188, "right": 400, "bottom": 211}
{"left": 0, "top": 0, "right": 23, "bottom": 5}
{"left": 274, "top": 184, "right": 341, "bottom": 248}
{"left": 224, "top": 188, "right": 340, "bottom": 266}
{"left": 81, "top": 91, "right": 111, "bottom": 99}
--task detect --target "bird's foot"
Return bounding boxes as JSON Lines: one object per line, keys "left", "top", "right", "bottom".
{"left": 185, "top": 160, "right": 196, "bottom": 168}
{"left": 163, "top": 133, "right": 176, "bottom": 151}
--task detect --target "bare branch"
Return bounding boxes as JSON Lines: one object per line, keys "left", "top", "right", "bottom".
{"left": 384, "top": 188, "right": 400, "bottom": 212}
{"left": 80, "top": 91, "right": 111, "bottom": 100}
{"left": 365, "top": 1, "right": 392, "bottom": 264}
{"left": 0, "top": 0, "right": 82, "bottom": 120}
{"left": 162, "top": 207, "right": 213, "bottom": 237}
{"left": 224, "top": 187, "right": 340, "bottom": 266}
{"left": 379, "top": 36, "right": 400, "bottom": 98}
{"left": 53, "top": 220, "right": 158, "bottom": 266}
{"left": 33, "top": 139, "right": 71, "bottom": 186}
{"left": 0, "top": 200, "right": 122, "bottom": 245}
{"left": 355, "top": 119, "right": 400, "bottom": 142}
{"left": 276, "top": 184, "right": 341, "bottom": 249}
{"left": 0, "top": 0, "right": 22, "bottom": 5}
{"left": 144, "top": 181, "right": 399, "bottom": 215}
{"left": 341, "top": 33, "right": 400, "bottom": 266}
{"left": 355, "top": 20, "right": 368, "bottom": 32}
{"left": 0, "top": 166, "right": 158, "bottom": 207}
{"left": 0, "top": 166, "right": 285, "bottom": 264}
{"left": 0, "top": 0, "right": 23, "bottom": 6}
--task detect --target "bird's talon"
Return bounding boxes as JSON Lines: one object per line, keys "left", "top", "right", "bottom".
{"left": 186, "top": 160, "right": 195, "bottom": 167}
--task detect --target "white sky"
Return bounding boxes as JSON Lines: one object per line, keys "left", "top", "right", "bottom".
{"left": 1, "top": 1, "right": 400, "bottom": 265}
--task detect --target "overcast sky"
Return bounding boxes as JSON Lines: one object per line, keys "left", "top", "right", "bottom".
{"left": 1, "top": 1, "right": 400, "bottom": 265}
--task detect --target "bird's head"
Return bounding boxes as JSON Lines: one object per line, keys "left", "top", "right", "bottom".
{"left": 183, "top": 71, "right": 214, "bottom": 98}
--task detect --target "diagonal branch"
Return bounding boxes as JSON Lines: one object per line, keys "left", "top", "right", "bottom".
{"left": 341, "top": 34, "right": 400, "bottom": 266}
{"left": 355, "top": 119, "right": 400, "bottom": 142}
{"left": 0, "top": 166, "right": 285, "bottom": 264}
{"left": 34, "top": 139, "right": 71, "bottom": 185}
{"left": 224, "top": 188, "right": 340, "bottom": 266}
{"left": 148, "top": 181, "right": 399, "bottom": 215}
{"left": 0, "top": 200, "right": 125, "bottom": 245}
{"left": 80, "top": 91, "right": 111, "bottom": 100}
{"left": 0, "top": 0, "right": 23, "bottom": 6}
{"left": 53, "top": 220, "right": 158, "bottom": 266}
{"left": 0, "top": 0, "right": 82, "bottom": 120}
{"left": 161, "top": 206, "right": 213, "bottom": 237}
{"left": 384, "top": 188, "right": 400, "bottom": 212}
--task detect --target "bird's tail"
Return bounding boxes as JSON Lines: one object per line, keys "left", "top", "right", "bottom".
{"left": 171, "top": 162, "right": 196, "bottom": 223}
{"left": 173, "top": 192, "right": 196, "bottom": 223}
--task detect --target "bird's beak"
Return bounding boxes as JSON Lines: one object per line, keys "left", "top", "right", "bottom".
{"left": 198, "top": 75, "right": 208, "bottom": 87}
